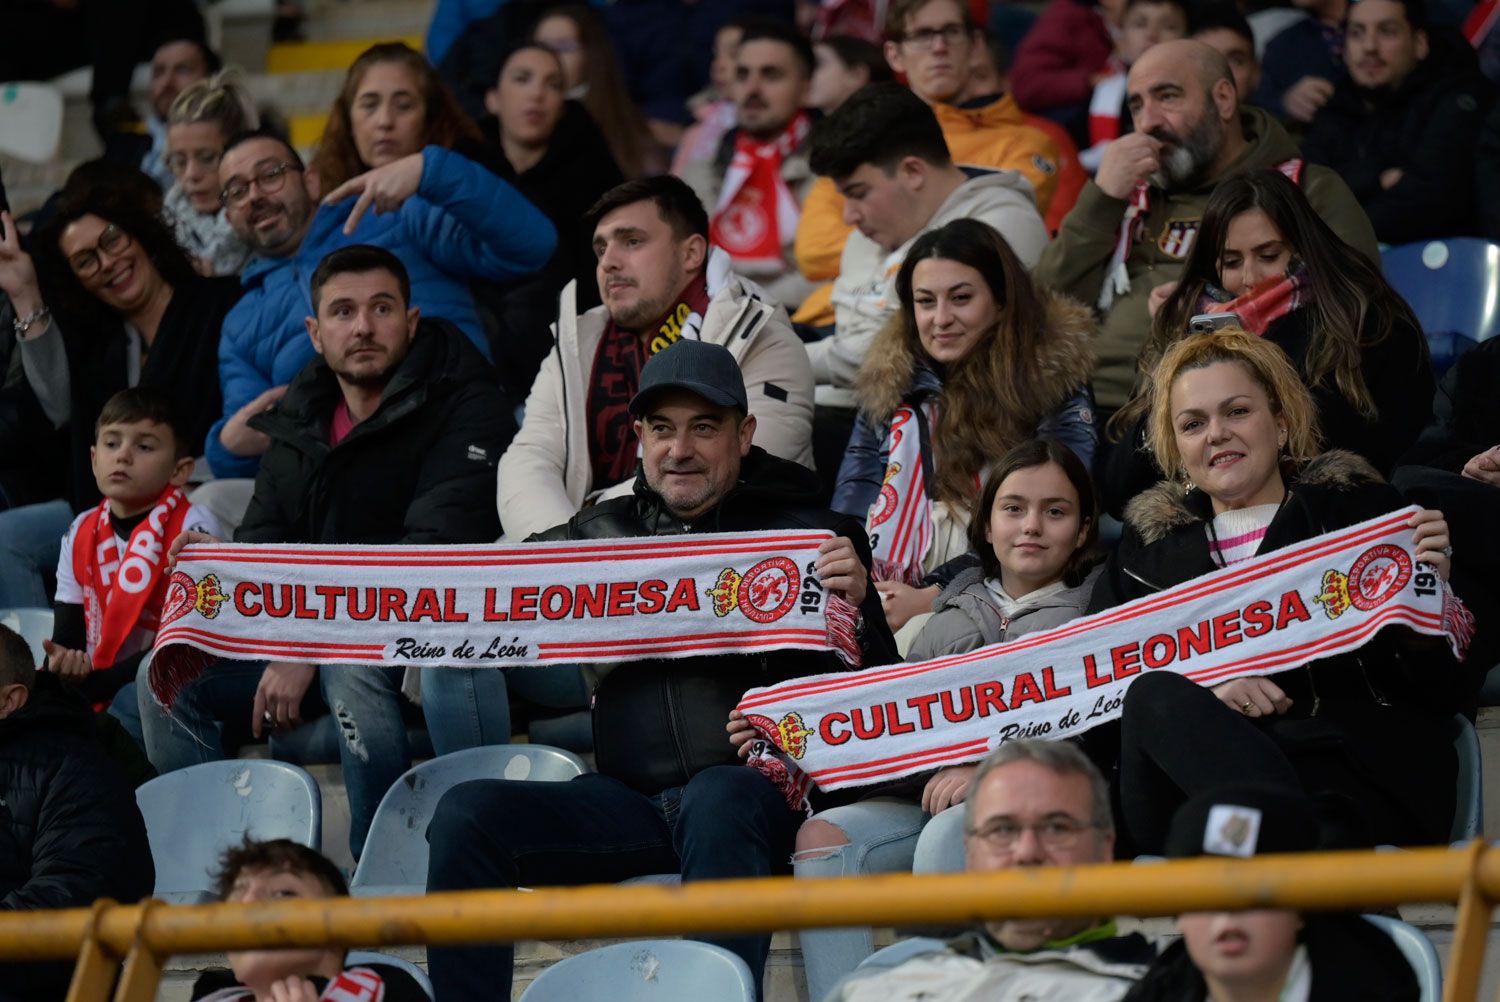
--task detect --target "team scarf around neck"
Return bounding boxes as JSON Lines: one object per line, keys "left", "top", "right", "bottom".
{"left": 149, "top": 530, "right": 861, "bottom": 709}
{"left": 739, "top": 507, "right": 1474, "bottom": 807}
{"left": 866, "top": 403, "right": 937, "bottom": 586}
{"left": 1097, "top": 158, "right": 1305, "bottom": 311}
{"left": 197, "top": 967, "right": 391, "bottom": 1002}
{"left": 709, "top": 112, "right": 813, "bottom": 268}
{"left": 1198, "top": 267, "right": 1313, "bottom": 336}
{"left": 73, "top": 485, "right": 192, "bottom": 667}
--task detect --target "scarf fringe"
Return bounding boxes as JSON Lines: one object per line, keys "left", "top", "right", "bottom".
{"left": 826, "top": 593, "right": 863, "bottom": 667}
{"left": 1444, "top": 588, "right": 1476, "bottom": 662}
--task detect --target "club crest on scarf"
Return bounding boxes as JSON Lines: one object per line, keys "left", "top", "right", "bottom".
{"left": 160, "top": 571, "right": 228, "bottom": 629}
{"left": 709, "top": 112, "right": 812, "bottom": 267}
{"left": 1158, "top": 217, "right": 1200, "bottom": 259}
{"left": 707, "top": 557, "right": 802, "bottom": 624}
{"left": 744, "top": 710, "right": 814, "bottom": 759}
{"left": 1313, "top": 544, "right": 1414, "bottom": 619}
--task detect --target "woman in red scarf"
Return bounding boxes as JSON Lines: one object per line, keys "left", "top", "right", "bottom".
{"left": 1101, "top": 169, "right": 1432, "bottom": 514}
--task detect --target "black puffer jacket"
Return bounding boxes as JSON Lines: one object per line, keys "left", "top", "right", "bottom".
{"left": 533, "top": 447, "right": 899, "bottom": 795}
{"left": 0, "top": 674, "right": 154, "bottom": 1000}
{"left": 237, "top": 319, "right": 515, "bottom": 545}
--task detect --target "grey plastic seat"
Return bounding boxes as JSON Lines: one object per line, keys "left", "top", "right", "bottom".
{"left": 135, "top": 760, "right": 321, "bottom": 903}
{"left": 519, "top": 941, "right": 755, "bottom": 1002}
{"left": 1448, "top": 714, "right": 1483, "bottom": 842}
{"left": 351, "top": 744, "right": 588, "bottom": 897}
{"left": 344, "top": 950, "right": 434, "bottom": 1000}
{"left": 0, "top": 607, "right": 55, "bottom": 664}
{"left": 1364, "top": 914, "right": 1441, "bottom": 1002}
{"left": 857, "top": 936, "right": 949, "bottom": 971}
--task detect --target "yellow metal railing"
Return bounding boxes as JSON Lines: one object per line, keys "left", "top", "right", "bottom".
{"left": 4, "top": 843, "right": 1500, "bottom": 1002}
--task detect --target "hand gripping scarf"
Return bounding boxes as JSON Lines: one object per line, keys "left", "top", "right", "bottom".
{"left": 149, "top": 530, "right": 862, "bottom": 708}
{"left": 1198, "top": 267, "right": 1313, "bottom": 336}
{"left": 739, "top": 507, "right": 1474, "bottom": 804}
{"left": 710, "top": 112, "right": 813, "bottom": 268}
{"left": 865, "top": 403, "right": 937, "bottom": 586}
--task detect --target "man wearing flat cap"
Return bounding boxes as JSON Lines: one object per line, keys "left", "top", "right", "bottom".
{"left": 425, "top": 339, "right": 897, "bottom": 1002}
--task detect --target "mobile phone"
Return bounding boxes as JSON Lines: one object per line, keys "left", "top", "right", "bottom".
{"left": 1188, "top": 311, "right": 1242, "bottom": 334}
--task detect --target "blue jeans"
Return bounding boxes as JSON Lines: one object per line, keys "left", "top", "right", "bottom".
{"left": 109, "top": 680, "right": 145, "bottom": 749}
{"left": 425, "top": 766, "right": 803, "bottom": 1002}
{"left": 0, "top": 499, "right": 72, "bottom": 606}
{"left": 138, "top": 659, "right": 511, "bottom": 857}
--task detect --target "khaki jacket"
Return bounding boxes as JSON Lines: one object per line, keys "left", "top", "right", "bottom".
{"left": 1035, "top": 106, "right": 1378, "bottom": 411}
{"left": 495, "top": 250, "right": 816, "bottom": 541}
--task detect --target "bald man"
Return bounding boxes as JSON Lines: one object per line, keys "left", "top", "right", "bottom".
{"left": 1036, "top": 39, "right": 1378, "bottom": 417}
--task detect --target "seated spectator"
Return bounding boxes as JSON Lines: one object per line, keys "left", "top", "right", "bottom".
{"left": 1301, "top": 0, "right": 1491, "bottom": 244}
{"left": 683, "top": 20, "right": 820, "bottom": 312}
{"left": 140, "top": 246, "right": 516, "bottom": 860}
{"left": 164, "top": 72, "right": 259, "bottom": 277}
{"left": 805, "top": 84, "right": 1048, "bottom": 408}
{"left": 125, "top": 36, "right": 221, "bottom": 190}
{"left": 1101, "top": 169, "right": 1432, "bottom": 513}
{"left": 534, "top": 5, "right": 660, "bottom": 177}
{"left": 1009, "top": 0, "right": 1122, "bottom": 127}
{"left": 1123, "top": 785, "right": 1419, "bottom": 1002}
{"left": 1194, "top": 4, "right": 1264, "bottom": 102}
{"left": 833, "top": 220, "right": 1097, "bottom": 634}
{"left": 0, "top": 187, "right": 236, "bottom": 607}
{"left": 797, "top": 444, "right": 1105, "bottom": 999}
{"left": 192, "top": 837, "right": 429, "bottom": 1001}
{"left": 495, "top": 176, "right": 814, "bottom": 541}
{"left": 1081, "top": 0, "right": 1191, "bottom": 171}
{"left": 1095, "top": 328, "right": 1476, "bottom": 852}
{"left": 821, "top": 739, "right": 1156, "bottom": 1001}
{"left": 307, "top": 42, "right": 489, "bottom": 198}
{"left": 478, "top": 44, "right": 626, "bottom": 398}
{"left": 809, "top": 35, "right": 895, "bottom": 115}
{"left": 203, "top": 129, "right": 553, "bottom": 493}
{"left": 428, "top": 339, "right": 897, "bottom": 1002}
{"left": 1036, "top": 40, "right": 1377, "bottom": 421}
{"left": 1253, "top": 0, "right": 1346, "bottom": 125}
{"left": 47, "top": 388, "right": 223, "bottom": 744}
{"left": 0, "top": 624, "right": 154, "bottom": 1002}
{"left": 670, "top": 18, "right": 751, "bottom": 175}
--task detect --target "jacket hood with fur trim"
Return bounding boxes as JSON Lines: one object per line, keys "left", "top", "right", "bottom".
{"left": 1123, "top": 450, "right": 1385, "bottom": 545}
{"left": 855, "top": 288, "right": 1096, "bottom": 426}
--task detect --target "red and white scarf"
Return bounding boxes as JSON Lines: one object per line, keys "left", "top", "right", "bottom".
{"left": 740, "top": 507, "right": 1473, "bottom": 797}
{"left": 866, "top": 404, "right": 936, "bottom": 586}
{"left": 1087, "top": 66, "right": 1127, "bottom": 148}
{"left": 1198, "top": 267, "right": 1312, "bottom": 336}
{"left": 709, "top": 112, "right": 813, "bottom": 268}
{"left": 1097, "top": 159, "right": 1304, "bottom": 311}
{"left": 149, "top": 530, "right": 862, "bottom": 708}
{"left": 72, "top": 485, "right": 192, "bottom": 667}
{"left": 197, "top": 968, "right": 390, "bottom": 1001}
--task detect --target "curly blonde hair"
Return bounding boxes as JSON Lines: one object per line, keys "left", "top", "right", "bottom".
{"left": 1145, "top": 327, "right": 1322, "bottom": 481}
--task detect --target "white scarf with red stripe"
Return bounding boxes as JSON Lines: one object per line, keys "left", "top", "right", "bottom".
{"left": 865, "top": 403, "right": 936, "bottom": 586}
{"left": 709, "top": 112, "right": 812, "bottom": 269}
{"left": 740, "top": 507, "right": 1473, "bottom": 796}
{"left": 149, "top": 531, "right": 861, "bottom": 708}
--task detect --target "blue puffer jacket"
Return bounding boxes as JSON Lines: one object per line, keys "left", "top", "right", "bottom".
{"left": 206, "top": 145, "right": 556, "bottom": 478}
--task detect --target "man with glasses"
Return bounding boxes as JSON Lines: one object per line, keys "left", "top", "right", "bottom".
{"left": 202, "top": 129, "right": 556, "bottom": 497}
{"left": 824, "top": 739, "right": 1155, "bottom": 1001}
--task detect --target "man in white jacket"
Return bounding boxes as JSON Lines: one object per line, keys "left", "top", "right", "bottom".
{"left": 806, "top": 83, "right": 1050, "bottom": 408}
{"left": 497, "top": 176, "right": 815, "bottom": 541}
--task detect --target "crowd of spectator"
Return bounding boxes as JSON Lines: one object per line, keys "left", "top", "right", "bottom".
{"left": 3, "top": 0, "right": 1500, "bottom": 999}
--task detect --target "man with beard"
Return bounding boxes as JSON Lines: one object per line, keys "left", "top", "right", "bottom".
{"left": 1302, "top": 0, "right": 1492, "bottom": 244}
{"left": 142, "top": 245, "right": 516, "bottom": 862}
{"left": 682, "top": 20, "right": 821, "bottom": 312}
{"left": 204, "top": 129, "right": 554, "bottom": 492}
{"left": 1036, "top": 39, "right": 1378, "bottom": 418}
{"left": 497, "top": 175, "right": 814, "bottom": 542}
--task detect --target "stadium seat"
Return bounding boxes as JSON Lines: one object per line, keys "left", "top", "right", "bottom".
{"left": 1448, "top": 714, "right": 1484, "bottom": 842}
{"left": 345, "top": 950, "right": 434, "bottom": 1000}
{"left": 0, "top": 607, "right": 54, "bottom": 665}
{"left": 1381, "top": 239, "right": 1500, "bottom": 373}
{"left": 1364, "top": 914, "right": 1442, "bottom": 1002}
{"left": 135, "top": 760, "right": 322, "bottom": 903}
{"left": 0, "top": 82, "right": 64, "bottom": 163}
{"left": 350, "top": 744, "right": 588, "bottom": 897}
{"left": 857, "top": 936, "right": 949, "bottom": 970}
{"left": 518, "top": 940, "right": 756, "bottom": 1002}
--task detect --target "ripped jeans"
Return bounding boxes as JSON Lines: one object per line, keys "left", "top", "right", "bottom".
{"left": 137, "top": 659, "right": 510, "bottom": 859}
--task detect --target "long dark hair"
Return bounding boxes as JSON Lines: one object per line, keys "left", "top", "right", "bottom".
{"left": 34, "top": 184, "right": 196, "bottom": 328}
{"left": 876, "top": 218, "right": 1054, "bottom": 509}
{"left": 1116, "top": 169, "right": 1422, "bottom": 438}
{"left": 310, "top": 42, "right": 484, "bottom": 193}
{"left": 532, "top": 4, "right": 651, "bottom": 177}
{"left": 967, "top": 439, "right": 1101, "bottom": 587}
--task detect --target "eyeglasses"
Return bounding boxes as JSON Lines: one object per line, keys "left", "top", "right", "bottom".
{"left": 221, "top": 161, "right": 299, "bottom": 208}
{"left": 68, "top": 224, "right": 133, "bottom": 279}
{"left": 965, "top": 817, "right": 1104, "bottom": 852}
{"left": 900, "top": 23, "right": 969, "bottom": 50}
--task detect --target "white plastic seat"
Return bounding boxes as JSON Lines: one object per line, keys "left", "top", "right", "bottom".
{"left": 0, "top": 83, "right": 64, "bottom": 163}
{"left": 519, "top": 940, "right": 755, "bottom": 1002}
{"left": 1365, "top": 914, "right": 1441, "bottom": 1002}
{"left": 135, "top": 760, "right": 321, "bottom": 903}
{"left": 0, "top": 607, "right": 54, "bottom": 665}
{"left": 344, "top": 950, "right": 434, "bottom": 1000}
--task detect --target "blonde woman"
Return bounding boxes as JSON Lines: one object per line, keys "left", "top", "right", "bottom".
{"left": 164, "top": 71, "right": 258, "bottom": 276}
